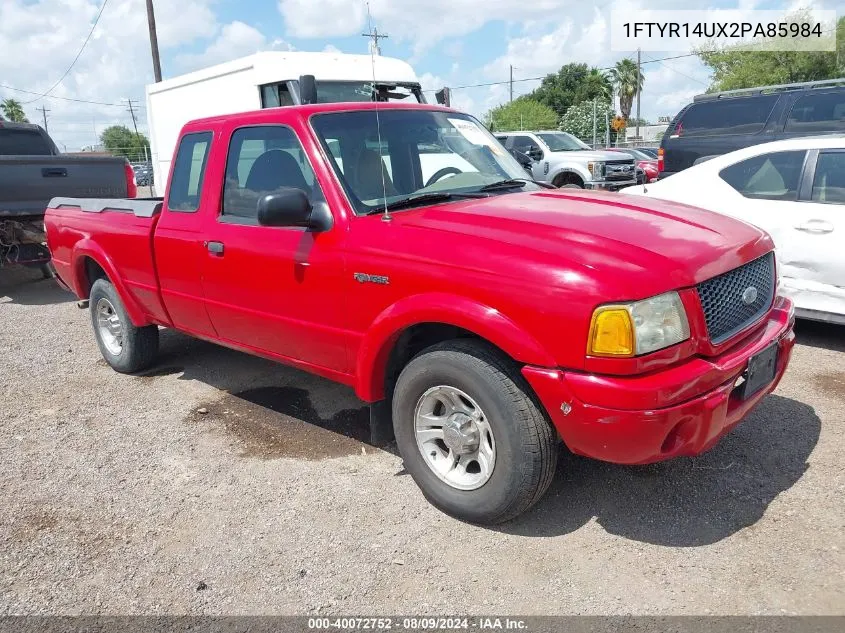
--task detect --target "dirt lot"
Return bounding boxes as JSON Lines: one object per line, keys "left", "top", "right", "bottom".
{"left": 1, "top": 267, "right": 843, "bottom": 615}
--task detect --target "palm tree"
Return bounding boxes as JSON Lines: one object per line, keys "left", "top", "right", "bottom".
{"left": 584, "top": 68, "right": 612, "bottom": 102}
{"left": 1, "top": 98, "right": 29, "bottom": 123}
{"left": 608, "top": 59, "right": 644, "bottom": 121}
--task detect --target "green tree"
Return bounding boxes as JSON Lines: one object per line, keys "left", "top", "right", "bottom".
{"left": 486, "top": 98, "right": 558, "bottom": 132}
{"left": 1, "top": 98, "right": 29, "bottom": 123}
{"left": 100, "top": 125, "right": 150, "bottom": 162}
{"left": 527, "top": 63, "right": 613, "bottom": 119}
{"left": 559, "top": 99, "right": 616, "bottom": 144}
{"left": 698, "top": 14, "right": 844, "bottom": 91}
{"left": 608, "top": 59, "right": 643, "bottom": 121}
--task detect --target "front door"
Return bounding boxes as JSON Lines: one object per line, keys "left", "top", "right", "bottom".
{"left": 199, "top": 122, "right": 350, "bottom": 375}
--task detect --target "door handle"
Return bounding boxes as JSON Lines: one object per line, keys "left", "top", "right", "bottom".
{"left": 41, "top": 167, "right": 67, "bottom": 177}
{"left": 795, "top": 220, "right": 834, "bottom": 234}
{"left": 205, "top": 240, "right": 224, "bottom": 255}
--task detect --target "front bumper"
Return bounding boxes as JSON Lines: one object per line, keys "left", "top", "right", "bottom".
{"left": 522, "top": 297, "right": 795, "bottom": 465}
{"left": 586, "top": 179, "right": 637, "bottom": 191}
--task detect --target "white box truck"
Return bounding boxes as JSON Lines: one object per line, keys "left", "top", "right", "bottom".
{"left": 145, "top": 51, "right": 425, "bottom": 188}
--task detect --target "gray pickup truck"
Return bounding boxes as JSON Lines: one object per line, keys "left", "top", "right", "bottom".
{"left": 495, "top": 130, "right": 636, "bottom": 190}
{"left": 0, "top": 121, "right": 134, "bottom": 274}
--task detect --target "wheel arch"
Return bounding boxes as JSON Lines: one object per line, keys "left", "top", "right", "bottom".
{"left": 354, "top": 293, "right": 556, "bottom": 402}
{"left": 550, "top": 168, "right": 586, "bottom": 187}
{"left": 71, "top": 241, "right": 149, "bottom": 326}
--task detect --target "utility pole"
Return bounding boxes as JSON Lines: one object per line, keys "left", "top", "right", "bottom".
{"left": 509, "top": 65, "right": 514, "bottom": 102}
{"left": 361, "top": 26, "right": 389, "bottom": 55}
{"left": 126, "top": 99, "right": 148, "bottom": 162}
{"left": 145, "top": 0, "right": 162, "bottom": 82}
{"left": 636, "top": 47, "right": 641, "bottom": 143}
{"left": 36, "top": 106, "right": 50, "bottom": 133}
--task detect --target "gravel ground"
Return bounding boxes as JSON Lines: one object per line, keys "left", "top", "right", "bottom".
{"left": 1, "top": 266, "right": 843, "bottom": 615}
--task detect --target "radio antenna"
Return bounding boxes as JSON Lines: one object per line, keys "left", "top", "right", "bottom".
{"left": 365, "top": 2, "right": 391, "bottom": 222}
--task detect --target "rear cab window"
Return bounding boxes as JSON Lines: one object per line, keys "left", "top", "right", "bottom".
{"left": 673, "top": 95, "right": 779, "bottom": 137}
{"left": 221, "top": 125, "right": 323, "bottom": 223}
{"left": 167, "top": 132, "right": 212, "bottom": 212}
{"left": 719, "top": 150, "right": 806, "bottom": 201}
{"left": 0, "top": 128, "right": 54, "bottom": 155}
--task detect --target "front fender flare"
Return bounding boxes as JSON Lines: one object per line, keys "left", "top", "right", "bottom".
{"left": 71, "top": 240, "right": 149, "bottom": 327}
{"left": 354, "top": 292, "right": 556, "bottom": 402}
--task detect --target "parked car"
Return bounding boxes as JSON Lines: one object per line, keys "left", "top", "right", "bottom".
{"left": 624, "top": 136, "right": 844, "bottom": 325}
{"left": 494, "top": 131, "right": 636, "bottom": 190}
{"left": 45, "top": 102, "right": 795, "bottom": 524}
{"left": 1, "top": 120, "right": 135, "bottom": 275}
{"left": 606, "top": 147, "right": 659, "bottom": 182}
{"left": 132, "top": 162, "right": 154, "bottom": 187}
{"left": 637, "top": 147, "right": 659, "bottom": 158}
{"left": 659, "top": 78, "right": 845, "bottom": 178}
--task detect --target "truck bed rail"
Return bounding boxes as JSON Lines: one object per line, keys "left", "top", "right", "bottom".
{"left": 48, "top": 197, "right": 163, "bottom": 218}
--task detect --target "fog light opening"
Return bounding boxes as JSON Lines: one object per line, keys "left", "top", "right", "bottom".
{"left": 661, "top": 419, "right": 697, "bottom": 455}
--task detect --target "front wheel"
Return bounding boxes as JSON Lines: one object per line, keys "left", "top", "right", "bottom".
{"left": 392, "top": 340, "right": 558, "bottom": 524}
{"left": 89, "top": 278, "right": 159, "bottom": 373}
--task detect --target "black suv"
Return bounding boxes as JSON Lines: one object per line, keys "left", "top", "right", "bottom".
{"left": 660, "top": 78, "right": 845, "bottom": 178}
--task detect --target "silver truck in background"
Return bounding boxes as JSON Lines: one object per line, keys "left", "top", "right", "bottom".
{"left": 0, "top": 121, "right": 135, "bottom": 275}
{"left": 495, "top": 131, "right": 636, "bottom": 190}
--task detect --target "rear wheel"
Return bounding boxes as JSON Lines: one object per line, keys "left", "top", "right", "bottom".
{"left": 89, "top": 278, "right": 158, "bottom": 373}
{"left": 392, "top": 340, "right": 558, "bottom": 524}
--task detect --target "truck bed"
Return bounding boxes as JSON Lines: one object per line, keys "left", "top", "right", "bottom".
{"left": 45, "top": 197, "right": 169, "bottom": 325}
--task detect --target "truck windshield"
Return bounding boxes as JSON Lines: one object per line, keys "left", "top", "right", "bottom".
{"left": 536, "top": 132, "right": 590, "bottom": 152}
{"left": 316, "top": 81, "right": 423, "bottom": 103}
{"left": 0, "top": 129, "right": 54, "bottom": 155}
{"left": 311, "top": 109, "right": 539, "bottom": 215}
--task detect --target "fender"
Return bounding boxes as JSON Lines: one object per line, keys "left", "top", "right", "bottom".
{"left": 548, "top": 165, "right": 590, "bottom": 186}
{"left": 354, "top": 292, "right": 557, "bottom": 402}
{"left": 71, "top": 239, "right": 150, "bottom": 327}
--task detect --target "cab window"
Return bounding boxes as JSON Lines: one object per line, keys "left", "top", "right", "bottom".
{"left": 221, "top": 125, "right": 323, "bottom": 221}
{"left": 811, "top": 151, "right": 845, "bottom": 204}
{"left": 167, "top": 131, "right": 212, "bottom": 212}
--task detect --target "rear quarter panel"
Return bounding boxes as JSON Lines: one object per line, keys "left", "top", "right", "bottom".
{"left": 46, "top": 205, "right": 168, "bottom": 325}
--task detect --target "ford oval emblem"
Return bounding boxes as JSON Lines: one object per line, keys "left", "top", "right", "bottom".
{"left": 742, "top": 286, "right": 758, "bottom": 305}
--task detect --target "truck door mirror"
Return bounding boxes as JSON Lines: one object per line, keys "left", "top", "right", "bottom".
{"left": 527, "top": 146, "right": 543, "bottom": 161}
{"left": 509, "top": 148, "right": 532, "bottom": 170}
{"left": 299, "top": 75, "right": 317, "bottom": 105}
{"left": 257, "top": 189, "right": 314, "bottom": 228}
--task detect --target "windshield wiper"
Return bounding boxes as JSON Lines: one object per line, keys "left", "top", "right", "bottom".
{"left": 478, "top": 178, "right": 557, "bottom": 192}
{"left": 367, "top": 191, "right": 487, "bottom": 215}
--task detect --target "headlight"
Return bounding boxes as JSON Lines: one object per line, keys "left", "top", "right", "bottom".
{"left": 587, "top": 161, "right": 605, "bottom": 179}
{"left": 588, "top": 291, "right": 690, "bottom": 357}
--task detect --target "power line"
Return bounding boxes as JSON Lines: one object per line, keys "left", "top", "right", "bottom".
{"left": 421, "top": 52, "right": 702, "bottom": 93}
{"left": 0, "top": 84, "right": 144, "bottom": 108}
{"left": 22, "top": 0, "right": 111, "bottom": 105}
{"left": 642, "top": 53, "right": 709, "bottom": 86}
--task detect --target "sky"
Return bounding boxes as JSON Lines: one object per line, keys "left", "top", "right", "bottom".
{"left": 0, "top": 0, "right": 837, "bottom": 151}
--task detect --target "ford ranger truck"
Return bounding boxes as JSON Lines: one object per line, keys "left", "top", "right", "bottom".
{"left": 45, "top": 103, "right": 795, "bottom": 525}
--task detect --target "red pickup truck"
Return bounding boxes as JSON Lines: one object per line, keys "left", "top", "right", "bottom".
{"left": 45, "top": 102, "right": 795, "bottom": 524}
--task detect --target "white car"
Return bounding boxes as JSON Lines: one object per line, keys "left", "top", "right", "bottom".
{"left": 624, "top": 136, "right": 845, "bottom": 325}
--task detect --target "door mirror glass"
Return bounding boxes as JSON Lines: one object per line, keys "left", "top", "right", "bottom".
{"left": 257, "top": 188, "right": 313, "bottom": 227}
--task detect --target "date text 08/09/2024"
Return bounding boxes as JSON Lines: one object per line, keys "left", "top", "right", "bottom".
{"left": 622, "top": 21, "right": 823, "bottom": 38}
{"left": 308, "top": 617, "right": 528, "bottom": 630}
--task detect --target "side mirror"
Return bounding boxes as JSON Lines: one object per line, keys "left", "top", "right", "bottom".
{"left": 527, "top": 147, "right": 543, "bottom": 161}
{"left": 509, "top": 148, "right": 532, "bottom": 169}
{"left": 299, "top": 74, "right": 317, "bottom": 105}
{"left": 257, "top": 189, "right": 321, "bottom": 229}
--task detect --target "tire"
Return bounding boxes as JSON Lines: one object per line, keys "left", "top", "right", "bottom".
{"left": 560, "top": 183, "right": 583, "bottom": 189}
{"left": 89, "top": 278, "right": 158, "bottom": 373}
{"left": 392, "top": 340, "right": 558, "bottom": 524}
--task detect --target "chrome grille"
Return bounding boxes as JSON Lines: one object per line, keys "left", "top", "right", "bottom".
{"left": 605, "top": 160, "right": 635, "bottom": 181}
{"left": 697, "top": 252, "right": 775, "bottom": 344}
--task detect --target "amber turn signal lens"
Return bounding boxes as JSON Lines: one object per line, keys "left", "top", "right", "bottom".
{"left": 588, "top": 307, "right": 635, "bottom": 357}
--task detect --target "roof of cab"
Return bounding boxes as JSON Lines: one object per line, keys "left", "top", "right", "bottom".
{"left": 182, "top": 102, "right": 460, "bottom": 128}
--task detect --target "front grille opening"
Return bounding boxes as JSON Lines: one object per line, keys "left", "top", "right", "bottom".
{"left": 697, "top": 252, "right": 775, "bottom": 344}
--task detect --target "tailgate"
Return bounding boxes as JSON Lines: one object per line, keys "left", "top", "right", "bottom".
{"left": 0, "top": 156, "right": 128, "bottom": 218}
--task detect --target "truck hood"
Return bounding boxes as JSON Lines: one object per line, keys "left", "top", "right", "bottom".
{"left": 549, "top": 149, "right": 631, "bottom": 162}
{"left": 394, "top": 189, "right": 772, "bottom": 299}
